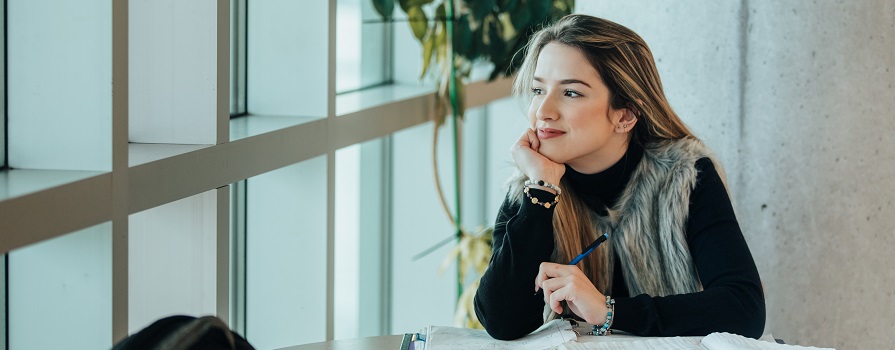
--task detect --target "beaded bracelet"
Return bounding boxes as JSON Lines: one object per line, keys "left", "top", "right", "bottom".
{"left": 591, "top": 295, "right": 615, "bottom": 336}
{"left": 523, "top": 185, "right": 560, "bottom": 209}
{"left": 523, "top": 179, "right": 563, "bottom": 196}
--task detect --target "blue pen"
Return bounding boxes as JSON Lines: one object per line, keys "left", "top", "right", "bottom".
{"left": 535, "top": 232, "right": 611, "bottom": 297}
{"left": 568, "top": 232, "right": 609, "bottom": 265}
{"left": 547, "top": 232, "right": 610, "bottom": 315}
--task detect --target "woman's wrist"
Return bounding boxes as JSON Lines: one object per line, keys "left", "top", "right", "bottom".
{"left": 586, "top": 301, "right": 609, "bottom": 325}
{"left": 528, "top": 174, "right": 562, "bottom": 187}
{"left": 524, "top": 178, "right": 562, "bottom": 194}
{"left": 590, "top": 296, "right": 615, "bottom": 336}
{"left": 528, "top": 184, "right": 557, "bottom": 194}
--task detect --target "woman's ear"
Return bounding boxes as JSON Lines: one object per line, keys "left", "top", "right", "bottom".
{"left": 614, "top": 105, "right": 639, "bottom": 134}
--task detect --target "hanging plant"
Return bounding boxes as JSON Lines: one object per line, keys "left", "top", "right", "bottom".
{"left": 372, "top": 0, "right": 574, "bottom": 329}
{"left": 373, "top": 0, "right": 574, "bottom": 124}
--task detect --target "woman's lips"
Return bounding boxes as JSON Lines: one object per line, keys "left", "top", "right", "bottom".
{"left": 537, "top": 128, "right": 566, "bottom": 139}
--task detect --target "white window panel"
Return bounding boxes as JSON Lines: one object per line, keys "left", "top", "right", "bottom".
{"left": 245, "top": 156, "right": 327, "bottom": 349}
{"left": 336, "top": 0, "right": 388, "bottom": 93}
{"left": 229, "top": 180, "right": 248, "bottom": 335}
{"left": 334, "top": 144, "right": 362, "bottom": 339}
{"left": 7, "top": 0, "right": 111, "bottom": 171}
{"left": 485, "top": 97, "right": 528, "bottom": 223}
{"left": 389, "top": 122, "right": 458, "bottom": 333}
{"left": 460, "top": 108, "right": 488, "bottom": 229}
{"left": 128, "top": 191, "right": 221, "bottom": 333}
{"left": 334, "top": 138, "right": 391, "bottom": 339}
{"left": 247, "top": 0, "right": 328, "bottom": 117}
{"left": 8, "top": 222, "right": 112, "bottom": 350}
{"left": 230, "top": 0, "right": 247, "bottom": 115}
{"left": 1, "top": 0, "right": 6, "bottom": 169}
{"left": 129, "top": 0, "right": 220, "bottom": 144}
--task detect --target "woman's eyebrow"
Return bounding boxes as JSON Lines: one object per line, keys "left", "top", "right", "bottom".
{"left": 532, "top": 76, "right": 592, "bottom": 88}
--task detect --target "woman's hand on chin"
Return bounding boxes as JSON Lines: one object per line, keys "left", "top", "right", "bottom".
{"left": 512, "top": 128, "right": 566, "bottom": 186}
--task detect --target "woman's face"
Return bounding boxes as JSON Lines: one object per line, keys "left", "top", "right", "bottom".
{"left": 528, "top": 42, "right": 628, "bottom": 173}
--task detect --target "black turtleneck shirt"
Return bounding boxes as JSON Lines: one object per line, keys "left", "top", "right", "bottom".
{"left": 474, "top": 143, "right": 765, "bottom": 340}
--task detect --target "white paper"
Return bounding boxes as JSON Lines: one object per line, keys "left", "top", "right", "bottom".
{"left": 561, "top": 336, "right": 702, "bottom": 350}
{"left": 424, "top": 319, "right": 577, "bottom": 350}
{"left": 701, "top": 332, "right": 835, "bottom": 350}
{"left": 559, "top": 332, "right": 836, "bottom": 350}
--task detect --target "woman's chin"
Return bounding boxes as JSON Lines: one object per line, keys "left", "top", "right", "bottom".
{"left": 538, "top": 149, "right": 566, "bottom": 164}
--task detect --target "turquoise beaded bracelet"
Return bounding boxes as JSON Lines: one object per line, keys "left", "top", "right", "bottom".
{"left": 591, "top": 295, "right": 615, "bottom": 336}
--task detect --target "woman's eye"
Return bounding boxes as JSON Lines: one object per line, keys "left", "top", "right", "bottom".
{"left": 564, "top": 90, "right": 582, "bottom": 98}
{"left": 531, "top": 88, "right": 544, "bottom": 95}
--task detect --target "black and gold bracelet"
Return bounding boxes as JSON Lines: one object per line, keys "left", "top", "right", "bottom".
{"left": 523, "top": 185, "right": 560, "bottom": 209}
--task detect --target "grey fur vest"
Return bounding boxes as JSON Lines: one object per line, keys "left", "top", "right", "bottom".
{"left": 602, "top": 137, "right": 725, "bottom": 297}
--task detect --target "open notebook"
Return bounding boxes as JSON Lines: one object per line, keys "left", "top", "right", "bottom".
{"left": 419, "top": 320, "right": 835, "bottom": 350}
{"left": 423, "top": 319, "right": 576, "bottom": 350}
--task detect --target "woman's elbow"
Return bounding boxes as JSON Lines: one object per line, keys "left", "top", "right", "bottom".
{"left": 474, "top": 295, "right": 530, "bottom": 340}
{"left": 738, "top": 290, "right": 767, "bottom": 339}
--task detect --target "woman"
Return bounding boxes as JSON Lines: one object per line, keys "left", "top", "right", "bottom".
{"left": 474, "top": 14, "right": 765, "bottom": 340}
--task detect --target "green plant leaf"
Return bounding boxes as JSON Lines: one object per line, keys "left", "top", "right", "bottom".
{"left": 509, "top": 4, "right": 532, "bottom": 31}
{"left": 467, "top": 24, "right": 484, "bottom": 61}
{"left": 487, "top": 19, "right": 506, "bottom": 61}
{"left": 398, "top": 0, "right": 435, "bottom": 13}
{"left": 469, "top": 0, "right": 496, "bottom": 22}
{"left": 408, "top": 6, "right": 429, "bottom": 41}
{"left": 496, "top": 0, "right": 518, "bottom": 12}
{"left": 453, "top": 14, "right": 473, "bottom": 57}
{"left": 562, "top": 0, "right": 575, "bottom": 13}
{"left": 435, "top": 21, "right": 447, "bottom": 64}
{"left": 532, "top": 0, "right": 552, "bottom": 24}
{"left": 372, "top": 0, "right": 395, "bottom": 20}
{"left": 435, "top": 1, "right": 446, "bottom": 21}
{"left": 453, "top": 78, "right": 466, "bottom": 119}
{"left": 420, "top": 29, "right": 436, "bottom": 78}
{"left": 549, "top": 0, "right": 574, "bottom": 21}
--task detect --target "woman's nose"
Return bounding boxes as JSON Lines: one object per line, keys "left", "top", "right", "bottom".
{"left": 536, "top": 96, "right": 558, "bottom": 121}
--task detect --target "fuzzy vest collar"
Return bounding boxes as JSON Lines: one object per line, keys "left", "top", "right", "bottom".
{"left": 600, "top": 138, "right": 723, "bottom": 297}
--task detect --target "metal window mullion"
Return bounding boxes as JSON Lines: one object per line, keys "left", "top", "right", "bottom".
{"left": 230, "top": 180, "right": 247, "bottom": 336}
{"left": 380, "top": 136, "right": 394, "bottom": 336}
{"left": 378, "top": 8, "right": 396, "bottom": 336}
{"left": 231, "top": 0, "right": 246, "bottom": 116}
{"left": 215, "top": 0, "right": 231, "bottom": 325}
{"left": 111, "top": 0, "right": 130, "bottom": 343}
{"left": 2, "top": 255, "right": 7, "bottom": 350}
{"left": 324, "top": 0, "right": 337, "bottom": 342}
{"left": 2, "top": 0, "right": 7, "bottom": 170}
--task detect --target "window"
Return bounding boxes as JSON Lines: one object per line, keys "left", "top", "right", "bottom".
{"left": 1, "top": 0, "right": 6, "bottom": 169}
{"left": 0, "top": 1, "right": 516, "bottom": 347}
{"left": 336, "top": 0, "right": 390, "bottom": 93}
{"left": 230, "top": 0, "right": 246, "bottom": 116}
{"left": 8, "top": 225, "right": 112, "bottom": 349}
{"left": 5, "top": 1, "right": 113, "bottom": 348}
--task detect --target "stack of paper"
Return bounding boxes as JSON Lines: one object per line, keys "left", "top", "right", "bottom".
{"left": 420, "top": 320, "right": 836, "bottom": 350}
{"left": 424, "top": 319, "right": 576, "bottom": 350}
{"left": 561, "top": 331, "right": 835, "bottom": 350}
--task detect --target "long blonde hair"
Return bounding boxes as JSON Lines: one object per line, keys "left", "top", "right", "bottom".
{"left": 507, "top": 14, "right": 697, "bottom": 309}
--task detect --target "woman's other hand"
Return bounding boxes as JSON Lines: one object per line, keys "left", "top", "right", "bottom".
{"left": 512, "top": 128, "right": 566, "bottom": 186}
{"left": 535, "top": 262, "right": 608, "bottom": 325}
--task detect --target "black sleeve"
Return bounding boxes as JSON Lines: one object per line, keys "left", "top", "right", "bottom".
{"left": 474, "top": 189, "right": 557, "bottom": 340}
{"left": 611, "top": 158, "right": 766, "bottom": 338}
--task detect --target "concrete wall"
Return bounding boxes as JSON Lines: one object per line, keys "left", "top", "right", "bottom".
{"left": 577, "top": 2, "right": 744, "bottom": 181}
{"left": 739, "top": 2, "right": 895, "bottom": 349}
{"left": 578, "top": 1, "right": 895, "bottom": 348}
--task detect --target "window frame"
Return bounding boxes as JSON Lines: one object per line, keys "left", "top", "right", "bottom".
{"left": 0, "top": 1, "right": 514, "bottom": 345}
